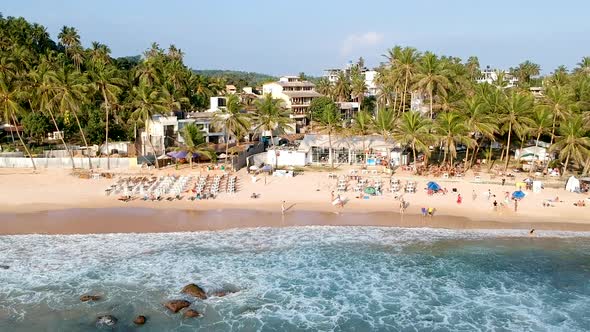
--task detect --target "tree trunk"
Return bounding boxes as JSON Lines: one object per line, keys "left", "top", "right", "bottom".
{"left": 442, "top": 140, "right": 448, "bottom": 165}
{"left": 10, "top": 110, "right": 36, "bottom": 170}
{"left": 550, "top": 113, "right": 557, "bottom": 146}
{"left": 401, "top": 72, "right": 409, "bottom": 113}
{"left": 47, "top": 108, "right": 75, "bottom": 170}
{"left": 464, "top": 146, "right": 470, "bottom": 169}
{"left": 144, "top": 120, "right": 159, "bottom": 169}
{"left": 72, "top": 111, "right": 93, "bottom": 169}
{"left": 412, "top": 141, "right": 417, "bottom": 172}
{"left": 563, "top": 153, "right": 570, "bottom": 176}
{"left": 102, "top": 87, "right": 110, "bottom": 170}
{"left": 529, "top": 133, "right": 542, "bottom": 175}
{"left": 582, "top": 158, "right": 590, "bottom": 176}
{"left": 504, "top": 122, "right": 512, "bottom": 171}
{"left": 469, "top": 141, "right": 481, "bottom": 170}
{"left": 429, "top": 89, "right": 434, "bottom": 119}
{"left": 329, "top": 131, "right": 334, "bottom": 169}
{"left": 225, "top": 122, "right": 230, "bottom": 168}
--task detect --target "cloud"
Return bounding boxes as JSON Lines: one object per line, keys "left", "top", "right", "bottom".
{"left": 340, "top": 32, "right": 384, "bottom": 56}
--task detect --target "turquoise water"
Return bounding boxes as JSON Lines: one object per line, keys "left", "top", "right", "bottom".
{"left": 1, "top": 227, "right": 589, "bottom": 331}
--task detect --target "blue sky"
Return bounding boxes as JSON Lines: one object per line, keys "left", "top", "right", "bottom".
{"left": 3, "top": 0, "right": 590, "bottom": 75}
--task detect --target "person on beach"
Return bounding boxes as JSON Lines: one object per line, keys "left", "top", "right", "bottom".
{"left": 529, "top": 228, "right": 535, "bottom": 236}
{"left": 514, "top": 198, "right": 518, "bottom": 212}
{"left": 427, "top": 207, "right": 434, "bottom": 217}
{"left": 457, "top": 194, "right": 462, "bottom": 204}
{"left": 493, "top": 200, "right": 498, "bottom": 211}
{"left": 421, "top": 207, "right": 427, "bottom": 217}
{"left": 331, "top": 191, "right": 335, "bottom": 202}
{"left": 399, "top": 200, "right": 405, "bottom": 214}
{"left": 502, "top": 178, "right": 506, "bottom": 186}
{"left": 281, "top": 201, "right": 286, "bottom": 214}
{"left": 487, "top": 189, "right": 492, "bottom": 201}
{"left": 472, "top": 190, "right": 477, "bottom": 201}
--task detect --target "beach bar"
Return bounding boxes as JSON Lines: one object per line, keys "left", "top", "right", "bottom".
{"left": 268, "top": 134, "right": 405, "bottom": 167}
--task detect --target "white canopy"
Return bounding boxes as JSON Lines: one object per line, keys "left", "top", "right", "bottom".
{"left": 565, "top": 176, "right": 580, "bottom": 192}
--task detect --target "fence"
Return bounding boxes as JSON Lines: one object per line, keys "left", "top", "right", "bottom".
{"left": 0, "top": 157, "right": 135, "bottom": 169}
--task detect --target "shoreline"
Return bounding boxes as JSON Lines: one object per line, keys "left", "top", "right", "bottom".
{"left": 2, "top": 207, "right": 590, "bottom": 235}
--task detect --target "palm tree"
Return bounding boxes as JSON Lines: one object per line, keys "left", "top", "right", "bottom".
{"left": 574, "top": 56, "right": 590, "bottom": 76}
{"left": 30, "top": 65, "right": 76, "bottom": 169}
{"left": 538, "top": 84, "right": 575, "bottom": 146}
{"left": 178, "top": 123, "right": 216, "bottom": 169}
{"left": 333, "top": 71, "right": 350, "bottom": 102}
{"left": 512, "top": 60, "right": 541, "bottom": 87}
{"left": 253, "top": 94, "right": 291, "bottom": 167}
{"left": 89, "top": 63, "right": 125, "bottom": 169}
{"left": 130, "top": 83, "right": 166, "bottom": 162}
{"left": 349, "top": 110, "right": 373, "bottom": 163}
{"left": 461, "top": 96, "right": 497, "bottom": 168}
{"left": 498, "top": 90, "right": 534, "bottom": 171}
{"left": 314, "top": 102, "right": 342, "bottom": 168}
{"left": 351, "top": 72, "right": 367, "bottom": 109}
{"left": 465, "top": 56, "right": 480, "bottom": 81}
{"left": 413, "top": 52, "right": 451, "bottom": 118}
{"left": 0, "top": 78, "right": 36, "bottom": 169}
{"left": 527, "top": 107, "right": 552, "bottom": 174}
{"left": 315, "top": 77, "right": 332, "bottom": 97}
{"left": 213, "top": 94, "right": 251, "bottom": 169}
{"left": 434, "top": 111, "right": 471, "bottom": 166}
{"left": 372, "top": 107, "right": 396, "bottom": 151}
{"left": 392, "top": 46, "right": 420, "bottom": 112}
{"left": 551, "top": 115, "right": 590, "bottom": 174}
{"left": 393, "top": 111, "right": 433, "bottom": 170}
{"left": 57, "top": 26, "right": 80, "bottom": 55}
{"left": 51, "top": 66, "right": 93, "bottom": 168}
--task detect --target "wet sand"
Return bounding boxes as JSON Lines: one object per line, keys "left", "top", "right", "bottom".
{"left": 2, "top": 207, "right": 590, "bottom": 235}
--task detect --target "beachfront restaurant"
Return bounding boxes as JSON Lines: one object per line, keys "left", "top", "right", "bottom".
{"left": 296, "top": 134, "right": 404, "bottom": 167}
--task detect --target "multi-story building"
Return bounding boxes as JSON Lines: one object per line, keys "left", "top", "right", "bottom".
{"left": 262, "top": 76, "right": 321, "bottom": 132}
{"left": 323, "top": 62, "right": 379, "bottom": 97}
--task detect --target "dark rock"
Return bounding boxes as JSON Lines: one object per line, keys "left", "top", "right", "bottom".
{"left": 96, "top": 315, "right": 117, "bottom": 327}
{"left": 133, "top": 315, "right": 147, "bottom": 325}
{"left": 164, "top": 300, "right": 191, "bottom": 313}
{"left": 183, "top": 309, "right": 202, "bottom": 318}
{"left": 181, "top": 283, "right": 207, "bottom": 300}
{"left": 80, "top": 295, "right": 101, "bottom": 302}
{"left": 0, "top": 265, "right": 9, "bottom": 270}
{"left": 211, "top": 289, "right": 237, "bottom": 297}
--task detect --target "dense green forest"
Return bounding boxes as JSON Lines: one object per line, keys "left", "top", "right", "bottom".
{"left": 194, "top": 70, "right": 276, "bottom": 90}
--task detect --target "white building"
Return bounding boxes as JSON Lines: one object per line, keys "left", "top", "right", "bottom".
{"left": 262, "top": 76, "right": 321, "bottom": 131}
{"left": 323, "top": 62, "right": 379, "bottom": 97}
{"left": 267, "top": 134, "right": 405, "bottom": 167}
{"left": 476, "top": 68, "right": 518, "bottom": 88}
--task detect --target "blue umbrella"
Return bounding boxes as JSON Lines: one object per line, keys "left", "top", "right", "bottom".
{"left": 512, "top": 190, "right": 526, "bottom": 200}
{"left": 261, "top": 165, "right": 272, "bottom": 172}
{"left": 427, "top": 181, "right": 441, "bottom": 191}
{"left": 167, "top": 150, "right": 188, "bottom": 159}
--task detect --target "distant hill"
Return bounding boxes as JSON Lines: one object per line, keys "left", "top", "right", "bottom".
{"left": 194, "top": 70, "right": 277, "bottom": 89}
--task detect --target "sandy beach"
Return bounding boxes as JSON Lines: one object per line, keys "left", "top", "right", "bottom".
{"left": 0, "top": 167, "right": 589, "bottom": 235}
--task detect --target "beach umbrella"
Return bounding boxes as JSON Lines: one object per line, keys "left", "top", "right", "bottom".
{"left": 427, "top": 181, "right": 441, "bottom": 191}
{"left": 262, "top": 165, "right": 272, "bottom": 172}
{"left": 218, "top": 153, "right": 228, "bottom": 159}
{"left": 364, "top": 187, "right": 376, "bottom": 195}
{"left": 512, "top": 190, "right": 526, "bottom": 200}
{"left": 249, "top": 165, "right": 259, "bottom": 171}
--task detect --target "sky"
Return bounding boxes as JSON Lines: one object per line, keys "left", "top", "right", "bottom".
{"left": 3, "top": 0, "right": 590, "bottom": 76}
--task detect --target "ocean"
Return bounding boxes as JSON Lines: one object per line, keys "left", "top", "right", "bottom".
{"left": 1, "top": 226, "right": 589, "bottom": 331}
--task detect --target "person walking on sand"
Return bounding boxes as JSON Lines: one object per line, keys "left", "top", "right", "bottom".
{"left": 457, "top": 194, "right": 462, "bottom": 204}
{"left": 281, "top": 201, "right": 286, "bottom": 214}
{"left": 514, "top": 198, "right": 518, "bottom": 212}
{"left": 399, "top": 199, "right": 405, "bottom": 214}
{"left": 331, "top": 191, "right": 335, "bottom": 203}
{"left": 472, "top": 190, "right": 477, "bottom": 201}
{"left": 487, "top": 189, "right": 492, "bottom": 201}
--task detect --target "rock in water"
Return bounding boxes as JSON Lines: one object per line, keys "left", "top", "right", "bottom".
{"left": 96, "top": 315, "right": 117, "bottom": 327}
{"left": 0, "top": 265, "right": 9, "bottom": 270}
{"left": 164, "top": 300, "right": 191, "bottom": 313}
{"left": 181, "top": 283, "right": 207, "bottom": 299}
{"left": 80, "top": 295, "right": 101, "bottom": 302}
{"left": 133, "top": 315, "right": 147, "bottom": 325}
{"left": 183, "top": 309, "right": 202, "bottom": 318}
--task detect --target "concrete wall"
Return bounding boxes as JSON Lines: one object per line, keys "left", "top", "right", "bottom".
{"left": 267, "top": 149, "right": 307, "bottom": 167}
{"left": 231, "top": 141, "right": 265, "bottom": 170}
{"left": 0, "top": 157, "right": 136, "bottom": 169}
